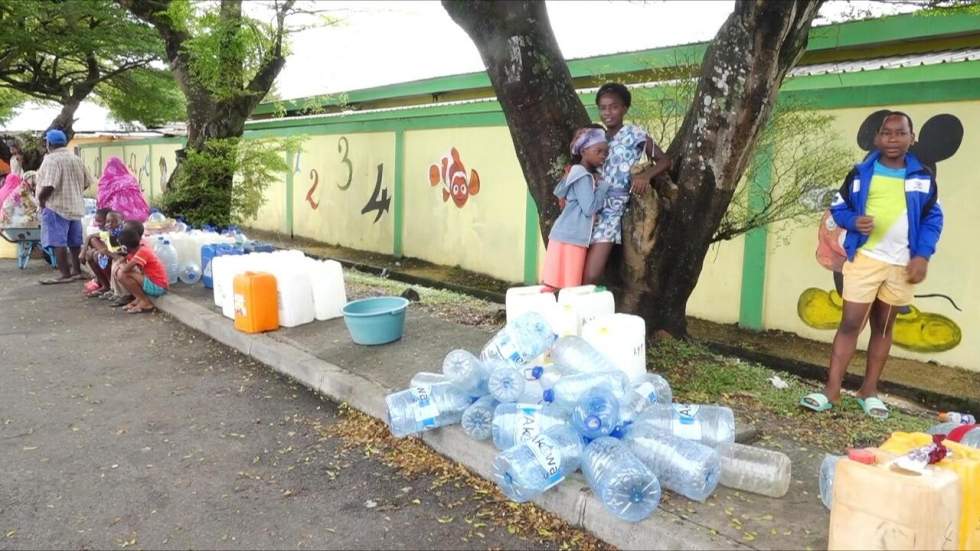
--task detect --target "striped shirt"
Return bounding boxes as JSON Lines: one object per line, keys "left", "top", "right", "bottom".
{"left": 37, "top": 147, "right": 94, "bottom": 220}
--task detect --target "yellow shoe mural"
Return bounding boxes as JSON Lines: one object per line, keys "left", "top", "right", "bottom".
{"left": 797, "top": 287, "right": 844, "bottom": 330}
{"left": 797, "top": 288, "right": 962, "bottom": 352}
{"left": 892, "top": 306, "right": 962, "bottom": 353}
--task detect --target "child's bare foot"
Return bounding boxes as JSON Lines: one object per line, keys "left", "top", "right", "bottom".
{"left": 124, "top": 300, "right": 156, "bottom": 314}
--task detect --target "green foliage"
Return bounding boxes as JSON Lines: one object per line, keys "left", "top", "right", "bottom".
{"left": 163, "top": 136, "right": 302, "bottom": 226}
{"left": 0, "top": 0, "right": 181, "bottom": 127}
{"left": 0, "top": 88, "right": 25, "bottom": 123}
{"left": 165, "top": 0, "right": 287, "bottom": 101}
{"left": 649, "top": 338, "right": 931, "bottom": 451}
{"left": 96, "top": 67, "right": 186, "bottom": 128}
{"left": 629, "top": 75, "right": 853, "bottom": 242}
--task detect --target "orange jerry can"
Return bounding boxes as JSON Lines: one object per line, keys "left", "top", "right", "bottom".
{"left": 233, "top": 272, "right": 279, "bottom": 333}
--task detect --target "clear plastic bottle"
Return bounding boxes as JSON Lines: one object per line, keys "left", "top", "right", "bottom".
{"left": 178, "top": 261, "right": 202, "bottom": 285}
{"left": 635, "top": 404, "right": 736, "bottom": 448}
{"left": 157, "top": 239, "right": 180, "bottom": 285}
{"left": 550, "top": 335, "right": 619, "bottom": 374}
{"left": 961, "top": 427, "right": 980, "bottom": 448}
{"left": 938, "top": 411, "right": 976, "bottom": 425}
{"left": 632, "top": 373, "right": 673, "bottom": 407}
{"left": 542, "top": 370, "right": 630, "bottom": 408}
{"left": 492, "top": 424, "right": 584, "bottom": 502}
{"left": 718, "top": 443, "right": 792, "bottom": 498}
{"left": 488, "top": 363, "right": 527, "bottom": 403}
{"left": 581, "top": 437, "right": 661, "bottom": 522}
{"left": 819, "top": 454, "right": 843, "bottom": 510}
{"left": 409, "top": 371, "right": 449, "bottom": 388}
{"left": 623, "top": 423, "right": 721, "bottom": 502}
{"left": 480, "top": 311, "right": 557, "bottom": 366}
{"left": 926, "top": 421, "right": 961, "bottom": 436}
{"left": 442, "top": 349, "right": 487, "bottom": 395}
{"left": 385, "top": 382, "right": 473, "bottom": 438}
{"left": 491, "top": 402, "right": 569, "bottom": 450}
{"left": 571, "top": 388, "right": 620, "bottom": 440}
{"left": 461, "top": 395, "right": 498, "bottom": 441}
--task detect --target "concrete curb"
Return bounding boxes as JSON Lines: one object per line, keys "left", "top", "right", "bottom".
{"left": 156, "top": 292, "right": 749, "bottom": 550}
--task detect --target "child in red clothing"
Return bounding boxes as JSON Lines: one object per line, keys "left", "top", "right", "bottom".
{"left": 116, "top": 222, "right": 168, "bottom": 314}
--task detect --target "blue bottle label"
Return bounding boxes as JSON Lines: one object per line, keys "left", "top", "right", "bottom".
{"left": 672, "top": 404, "right": 703, "bottom": 440}
{"left": 514, "top": 404, "right": 542, "bottom": 444}
{"left": 526, "top": 434, "right": 564, "bottom": 490}
{"left": 411, "top": 386, "right": 439, "bottom": 428}
{"left": 636, "top": 381, "right": 658, "bottom": 404}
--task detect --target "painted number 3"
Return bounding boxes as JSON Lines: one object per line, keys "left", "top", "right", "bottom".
{"left": 337, "top": 137, "right": 352, "bottom": 190}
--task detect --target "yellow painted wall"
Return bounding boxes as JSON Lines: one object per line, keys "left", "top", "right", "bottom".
{"left": 249, "top": 154, "right": 287, "bottom": 234}
{"left": 291, "top": 133, "right": 396, "bottom": 254}
{"left": 121, "top": 145, "right": 153, "bottom": 200}
{"left": 763, "top": 101, "right": 980, "bottom": 370}
{"left": 688, "top": 237, "right": 745, "bottom": 324}
{"left": 404, "top": 127, "right": 529, "bottom": 283}
{"left": 149, "top": 144, "right": 181, "bottom": 206}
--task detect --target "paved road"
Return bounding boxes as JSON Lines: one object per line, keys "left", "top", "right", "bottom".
{"left": 0, "top": 261, "right": 536, "bottom": 550}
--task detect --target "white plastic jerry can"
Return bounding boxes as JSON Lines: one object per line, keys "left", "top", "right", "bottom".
{"left": 310, "top": 259, "right": 346, "bottom": 321}
{"left": 582, "top": 313, "right": 647, "bottom": 383}
{"left": 505, "top": 285, "right": 560, "bottom": 329}
{"left": 557, "top": 285, "right": 615, "bottom": 336}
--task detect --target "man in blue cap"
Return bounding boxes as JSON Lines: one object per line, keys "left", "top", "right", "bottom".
{"left": 36, "top": 128, "right": 95, "bottom": 284}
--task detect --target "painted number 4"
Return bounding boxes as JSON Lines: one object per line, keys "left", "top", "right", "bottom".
{"left": 361, "top": 163, "right": 390, "bottom": 224}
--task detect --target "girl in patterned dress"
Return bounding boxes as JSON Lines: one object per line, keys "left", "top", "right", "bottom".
{"left": 584, "top": 83, "right": 672, "bottom": 284}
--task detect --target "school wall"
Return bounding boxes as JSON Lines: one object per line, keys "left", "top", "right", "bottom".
{"left": 75, "top": 69, "right": 980, "bottom": 372}
{"left": 760, "top": 101, "right": 980, "bottom": 371}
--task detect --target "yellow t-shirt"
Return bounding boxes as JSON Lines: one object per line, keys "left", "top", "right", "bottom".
{"left": 860, "top": 161, "right": 909, "bottom": 266}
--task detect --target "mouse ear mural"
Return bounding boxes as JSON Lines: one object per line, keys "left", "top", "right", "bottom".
{"left": 798, "top": 110, "right": 965, "bottom": 353}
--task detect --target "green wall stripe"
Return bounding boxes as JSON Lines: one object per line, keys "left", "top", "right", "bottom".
{"left": 285, "top": 150, "right": 295, "bottom": 237}
{"left": 523, "top": 191, "right": 540, "bottom": 285}
{"left": 738, "top": 147, "right": 773, "bottom": 331}
{"left": 393, "top": 130, "right": 405, "bottom": 258}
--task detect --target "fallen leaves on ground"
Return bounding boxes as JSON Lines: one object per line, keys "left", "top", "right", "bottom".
{"left": 314, "top": 404, "right": 612, "bottom": 551}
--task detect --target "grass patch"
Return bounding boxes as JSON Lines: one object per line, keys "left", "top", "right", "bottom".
{"left": 649, "top": 339, "right": 932, "bottom": 452}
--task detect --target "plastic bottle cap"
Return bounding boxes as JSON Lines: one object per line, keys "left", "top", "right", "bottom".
{"left": 585, "top": 415, "right": 601, "bottom": 430}
{"left": 846, "top": 448, "right": 877, "bottom": 465}
{"left": 530, "top": 366, "right": 544, "bottom": 379}
{"left": 595, "top": 285, "right": 606, "bottom": 293}
{"left": 542, "top": 389, "right": 554, "bottom": 403}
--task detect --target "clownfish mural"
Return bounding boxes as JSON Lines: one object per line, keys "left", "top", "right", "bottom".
{"left": 428, "top": 147, "right": 480, "bottom": 208}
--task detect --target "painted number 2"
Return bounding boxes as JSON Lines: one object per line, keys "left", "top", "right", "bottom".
{"left": 337, "top": 137, "right": 352, "bottom": 190}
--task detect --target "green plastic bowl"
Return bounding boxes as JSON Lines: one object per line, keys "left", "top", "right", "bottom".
{"left": 342, "top": 296, "right": 409, "bottom": 345}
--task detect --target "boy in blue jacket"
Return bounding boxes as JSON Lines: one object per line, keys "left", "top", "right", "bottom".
{"left": 801, "top": 112, "right": 943, "bottom": 419}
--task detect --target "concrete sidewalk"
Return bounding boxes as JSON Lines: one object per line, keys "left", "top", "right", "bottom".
{"left": 159, "top": 283, "right": 831, "bottom": 550}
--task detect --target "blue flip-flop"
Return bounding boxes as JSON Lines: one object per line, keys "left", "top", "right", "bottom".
{"left": 857, "top": 396, "right": 890, "bottom": 420}
{"left": 800, "top": 392, "right": 833, "bottom": 412}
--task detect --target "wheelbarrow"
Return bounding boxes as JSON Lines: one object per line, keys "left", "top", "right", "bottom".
{"left": 0, "top": 226, "right": 54, "bottom": 269}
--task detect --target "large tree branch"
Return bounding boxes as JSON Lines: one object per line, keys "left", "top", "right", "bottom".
{"left": 442, "top": 0, "right": 590, "bottom": 240}
{"left": 244, "top": 0, "right": 295, "bottom": 98}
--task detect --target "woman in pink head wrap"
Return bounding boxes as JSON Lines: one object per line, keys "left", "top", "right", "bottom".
{"left": 97, "top": 157, "right": 149, "bottom": 222}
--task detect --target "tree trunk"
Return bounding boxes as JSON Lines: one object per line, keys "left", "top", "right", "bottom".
{"left": 122, "top": 0, "right": 293, "bottom": 225}
{"left": 443, "top": 0, "right": 590, "bottom": 239}
{"left": 49, "top": 98, "right": 82, "bottom": 140}
{"left": 446, "top": 0, "right": 823, "bottom": 337}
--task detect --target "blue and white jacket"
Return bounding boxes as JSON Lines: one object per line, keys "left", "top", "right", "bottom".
{"left": 829, "top": 150, "right": 943, "bottom": 262}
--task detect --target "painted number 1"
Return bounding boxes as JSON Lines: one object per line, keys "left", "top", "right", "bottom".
{"left": 337, "top": 137, "right": 352, "bottom": 190}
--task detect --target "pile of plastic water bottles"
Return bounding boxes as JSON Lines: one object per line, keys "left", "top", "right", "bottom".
{"left": 385, "top": 311, "right": 794, "bottom": 523}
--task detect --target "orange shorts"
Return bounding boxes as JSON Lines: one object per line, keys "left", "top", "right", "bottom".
{"left": 842, "top": 252, "right": 914, "bottom": 306}
{"left": 540, "top": 239, "right": 587, "bottom": 289}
